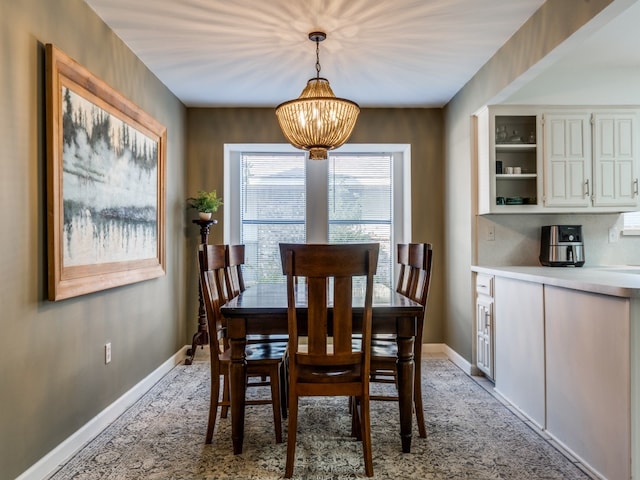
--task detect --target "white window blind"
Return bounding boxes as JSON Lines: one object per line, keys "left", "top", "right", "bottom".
{"left": 238, "top": 153, "right": 394, "bottom": 286}
{"left": 328, "top": 154, "right": 393, "bottom": 285}
{"left": 240, "top": 153, "right": 306, "bottom": 284}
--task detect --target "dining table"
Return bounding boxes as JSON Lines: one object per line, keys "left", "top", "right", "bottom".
{"left": 219, "top": 281, "right": 425, "bottom": 455}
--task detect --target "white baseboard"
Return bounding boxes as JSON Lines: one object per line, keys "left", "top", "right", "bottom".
{"left": 424, "top": 343, "right": 474, "bottom": 375}
{"left": 19, "top": 346, "right": 188, "bottom": 480}
{"left": 444, "top": 345, "right": 473, "bottom": 374}
{"left": 421, "top": 342, "right": 444, "bottom": 355}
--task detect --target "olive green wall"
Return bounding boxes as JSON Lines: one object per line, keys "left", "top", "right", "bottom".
{"left": 7, "top": 0, "right": 627, "bottom": 477}
{"left": 0, "top": 0, "right": 187, "bottom": 478}
{"left": 186, "top": 108, "right": 445, "bottom": 343}
{"left": 443, "top": 0, "right": 619, "bottom": 361}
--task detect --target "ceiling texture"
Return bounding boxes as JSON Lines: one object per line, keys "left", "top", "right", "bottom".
{"left": 83, "top": 0, "right": 548, "bottom": 108}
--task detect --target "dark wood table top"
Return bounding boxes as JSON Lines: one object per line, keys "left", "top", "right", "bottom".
{"left": 221, "top": 282, "right": 424, "bottom": 316}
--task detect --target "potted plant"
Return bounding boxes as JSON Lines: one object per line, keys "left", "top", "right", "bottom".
{"left": 187, "top": 190, "right": 223, "bottom": 220}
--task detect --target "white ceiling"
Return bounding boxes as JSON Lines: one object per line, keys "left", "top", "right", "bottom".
{"left": 82, "top": 0, "right": 547, "bottom": 108}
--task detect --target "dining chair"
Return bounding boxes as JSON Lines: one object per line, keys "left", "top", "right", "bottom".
{"left": 225, "top": 244, "right": 288, "bottom": 343}
{"left": 280, "top": 242, "right": 379, "bottom": 478}
{"left": 201, "top": 244, "right": 230, "bottom": 352}
{"left": 199, "top": 243, "right": 285, "bottom": 445}
{"left": 369, "top": 242, "right": 433, "bottom": 439}
{"left": 224, "top": 243, "right": 289, "bottom": 418}
{"left": 368, "top": 243, "right": 410, "bottom": 346}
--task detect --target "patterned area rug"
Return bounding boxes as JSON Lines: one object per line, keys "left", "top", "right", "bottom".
{"left": 49, "top": 358, "right": 589, "bottom": 480}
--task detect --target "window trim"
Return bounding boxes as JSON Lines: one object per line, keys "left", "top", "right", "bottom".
{"left": 223, "top": 143, "right": 412, "bottom": 283}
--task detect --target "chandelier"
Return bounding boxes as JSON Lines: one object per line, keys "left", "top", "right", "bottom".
{"left": 275, "top": 32, "right": 360, "bottom": 160}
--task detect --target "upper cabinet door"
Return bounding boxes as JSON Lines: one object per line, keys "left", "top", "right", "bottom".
{"left": 592, "top": 112, "right": 639, "bottom": 207}
{"left": 542, "top": 113, "right": 592, "bottom": 207}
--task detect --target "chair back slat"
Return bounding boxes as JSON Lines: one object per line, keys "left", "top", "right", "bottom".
{"left": 396, "top": 243, "right": 410, "bottom": 295}
{"left": 408, "top": 243, "right": 433, "bottom": 307}
{"left": 307, "top": 276, "right": 328, "bottom": 355}
{"left": 333, "top": 276, "right": 354, "bottom": 353}
{"left": 406, "top": 243, "right": 424, "bottom": 301}
{"left": 225, "top": 244, "right": 246, "bottom": 299}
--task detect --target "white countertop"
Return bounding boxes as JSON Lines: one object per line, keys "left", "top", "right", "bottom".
{"left": 471, "top": 265, "right": 640, "bottom": 298}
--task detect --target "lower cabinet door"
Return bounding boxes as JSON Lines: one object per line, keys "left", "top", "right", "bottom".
{"left": 545, "top": 285, "right": 630, "bottom": 480}
{"left": 476, "top": 296, "right": 493, "bottom": 379}
{"left": 494, "top": 277, "right": 545, "bottom": 428}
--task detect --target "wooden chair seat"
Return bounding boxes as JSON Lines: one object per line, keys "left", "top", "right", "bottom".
{"left": 218, "top": 342, "right": 288, "bottom": 362}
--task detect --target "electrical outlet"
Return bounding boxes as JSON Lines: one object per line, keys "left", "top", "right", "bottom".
{"left": 487, "top": 225, "right": 495, "bottom": 241}
{"left": 105, "top": 342, "right": 112, "bottom": 364}
{"left": 608, "top": 227, "right": 619, "bottom": 243}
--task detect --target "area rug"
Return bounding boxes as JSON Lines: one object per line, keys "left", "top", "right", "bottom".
{"left": 48, "top": 358, "right": 589, "bottom": 480}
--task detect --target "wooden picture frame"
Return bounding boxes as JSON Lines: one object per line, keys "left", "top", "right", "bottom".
{"left": 45, "top": 44, "right": 166, "bottom": 301}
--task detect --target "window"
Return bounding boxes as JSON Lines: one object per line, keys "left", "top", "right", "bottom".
{"left": 224, "top": 144, "right": 411, "bottom": 287}
{"left": 622, "top": 211, "right": 640, "bottom": 235}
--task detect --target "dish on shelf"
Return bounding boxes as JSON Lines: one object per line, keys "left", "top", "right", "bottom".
{"left": 506, "top": 197, "right": 524, "bottom": 205}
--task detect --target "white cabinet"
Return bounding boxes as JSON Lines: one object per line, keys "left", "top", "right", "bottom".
{"left": 543, "top": 110, "right": 639, "bottom": 209}
{"left": 544, "top": 286, "right": 630, "bottom": 480}
{"left": 476, "top": 106, "right": 542, "bottom": 214}
{"left": 542, "top": 113, "right": 592, "bottom": 207}
{"left": 474, "top": 273, "right": 494, "bottom": 379}
{"left": 592, "top": 112, "right": 639, "bottom": 207}
{"left": 477, "top": 105, "right": 640, "bottom": 214}
{"left": 493, "top": 277, "right": 545, "bottom": 428}
{"left": 472, "top": 266, "right": 640, "bottom": 480}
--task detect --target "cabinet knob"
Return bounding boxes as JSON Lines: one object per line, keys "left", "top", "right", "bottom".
{"left": 634, "top": 179, "right": 639, "bottom": 198}
{"left": 584, "top": 179, "right": 590, "bottom": 197}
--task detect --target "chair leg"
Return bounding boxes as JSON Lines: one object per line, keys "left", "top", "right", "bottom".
{"left": 359, "top": 394, "right": 374, "bottom": 477}
{"left": 414, "top": 358, "right": 427, "bottom": 438}
{"left": 284, "top": 392, "right": 298, "bottom": 478}
{"left": 220, "top": 372, "right": 230, "bottom": 419}
{"left": 206, "top": 372, "right": 221, "bottom": 444}
{"left": 279, "top": 361, "right": 288, "bottom": 419}
{"left": 351, "top": 396, "right": 362, "bottom": 440}
{"left": 269, "top": 365, "right": 283, "bottom": 444}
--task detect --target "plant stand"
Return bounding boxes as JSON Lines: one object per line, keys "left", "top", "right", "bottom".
{"left": 185, "top": 218, "right": 217, "bottom": 365}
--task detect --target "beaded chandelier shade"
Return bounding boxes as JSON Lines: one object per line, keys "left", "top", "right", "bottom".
{"left": 276, "top": 32, "right": 360, "bottom": 160}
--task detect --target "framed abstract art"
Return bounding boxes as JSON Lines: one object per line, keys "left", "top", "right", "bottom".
{"left": 45, "top": 44, "right": 166, "bottom": 300}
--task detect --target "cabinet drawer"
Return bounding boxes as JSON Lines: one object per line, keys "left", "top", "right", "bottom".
{"left": 476, "top": 273, "right": 494, "bottom": 296}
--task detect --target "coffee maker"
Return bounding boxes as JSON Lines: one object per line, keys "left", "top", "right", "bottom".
{"left": 539, "top": 225, "right": 585, "bottom": 267}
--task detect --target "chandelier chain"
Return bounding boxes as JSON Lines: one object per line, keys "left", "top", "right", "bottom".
{"left": 315, "top": 39, "right": 321, "bottom": 79}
